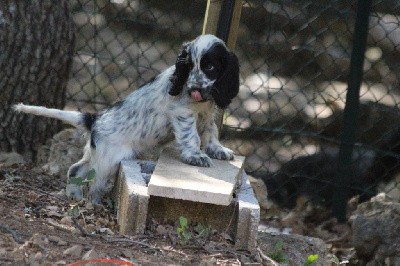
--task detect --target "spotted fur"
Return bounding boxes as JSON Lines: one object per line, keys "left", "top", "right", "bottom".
{"left": 14, "top": 35, "right": 240, "bottom": 204}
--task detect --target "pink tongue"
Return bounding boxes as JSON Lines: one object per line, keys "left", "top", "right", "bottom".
{"left": 191, "top": 90, "right": 203, "bottom": 102}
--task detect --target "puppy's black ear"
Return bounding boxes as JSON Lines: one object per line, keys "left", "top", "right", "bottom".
{"left": 169, "top": 46, "right": 192, "bottom": 96}
{"left": 212, "top": 51, "right": 240, "bottom": 109}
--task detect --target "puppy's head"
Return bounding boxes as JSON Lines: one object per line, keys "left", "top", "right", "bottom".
{"left": 169, "top": 35, "right": 240, "bottom": 109}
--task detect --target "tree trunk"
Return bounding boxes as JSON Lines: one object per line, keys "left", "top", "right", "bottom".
{"left": 0, "top": 0, "right": 75, "bottom": 159}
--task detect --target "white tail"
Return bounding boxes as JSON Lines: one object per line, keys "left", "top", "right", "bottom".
{"left": 14, "top": 103, "right": 84, "bottom": 128}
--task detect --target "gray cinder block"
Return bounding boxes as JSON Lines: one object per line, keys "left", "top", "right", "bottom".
{"left": 235, "top": 173, "right": 260, "bottom": 251}
{"left": 114, "top": 160, "right": 149, "bottom": 235}
{"left": 114, "top": 152, "right": 260, "bottom": 251}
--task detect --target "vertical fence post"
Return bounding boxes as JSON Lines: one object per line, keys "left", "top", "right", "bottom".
{"left": 333, "top": 0, "right": 372, "bottom": 222}
{"left": 203, "top": 0, "right": 242, "bottom": 134}
{"left": 203, "top": 0, "right": 242, "bottom": 50}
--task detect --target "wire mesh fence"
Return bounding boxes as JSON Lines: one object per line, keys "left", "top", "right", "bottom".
{"left": 67, "top": 0, "right": 205, "bottom": 111}
{"left": 67, "top": 0, "right": 400, "bottom": 211}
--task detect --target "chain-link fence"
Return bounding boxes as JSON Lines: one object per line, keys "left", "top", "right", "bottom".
{"left": 67, "top": 0, "right": 205, "bottom": 111}
{"left": 67, "top": 0, "right": 400, "bottom": 213}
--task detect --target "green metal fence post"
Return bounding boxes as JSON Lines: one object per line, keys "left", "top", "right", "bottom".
{"left": 333, "top": 0, "right": 372, "bottom": 222}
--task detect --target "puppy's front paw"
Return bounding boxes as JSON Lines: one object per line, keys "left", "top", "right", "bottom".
{"left": 205, "top": 145, "right": 234, "bottom": 160}
{"left": 182, "top": 152, "right": 212, "bottom": 167}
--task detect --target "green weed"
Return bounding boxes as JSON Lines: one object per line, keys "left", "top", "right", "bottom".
{"left": 269, "top": 240, "right": 289, "bottom": 264}
{"left": 304, "top": 254, "right": 319, "bottom": 266}
{"left": 177, "top": 216, "right": 192, "bottom": 244}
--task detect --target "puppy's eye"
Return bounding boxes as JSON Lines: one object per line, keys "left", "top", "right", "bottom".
{"left": 204, "top": 63, "right": 215, "bottom": 71}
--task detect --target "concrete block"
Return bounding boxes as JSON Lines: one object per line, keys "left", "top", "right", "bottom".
{"left": 147, "top": 172, "right": 260, "bottom": 251}
{"left": 235, "top": 173, "right": 260, "bottom": 251}
{"left": 148, "top": 148, "right": 245, "bottom": 206}
{"left": 114, "top": 160, "right": 149, "bottom": 235}
{"left": 114, "top": 152, "right": 260, "bottom": 251}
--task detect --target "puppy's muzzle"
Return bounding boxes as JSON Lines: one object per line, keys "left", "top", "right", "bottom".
{"left": 187, "top": 88, "right": 204, "bottom": 102}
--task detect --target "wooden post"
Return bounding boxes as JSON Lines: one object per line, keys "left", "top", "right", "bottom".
{"left": 203, "top": 0, "right": 242, "bottom": 49}
{"left": 202, "top": 0, "right": 223, "bottom": 37}
{"left": 202, "top": 0, "right": 242, "bottom": 133}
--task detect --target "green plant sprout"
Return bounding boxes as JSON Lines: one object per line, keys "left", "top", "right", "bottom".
{"left": 68, "top": 204, "right": 80, "bottom": 218}
{"left": 268, "top": 240, "right": 289, "bottom": 264}
{"left": 304, "top": 254, "right": 319, "bottom": 266}
{"left": 330, "top": 255, "right": 340, "bottom": 265}
{"left": 68, "top": 168, "right": 96, "bottom": 186}
{"left": 177, "top": 216, "right": 192, "bottom": 244}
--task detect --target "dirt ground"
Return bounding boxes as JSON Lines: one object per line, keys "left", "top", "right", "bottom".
{"left": 0, "top": 163, "right": 357, "bottom": 265}
{"left": 0, "top": 164, "right": 261, "bottom": 265}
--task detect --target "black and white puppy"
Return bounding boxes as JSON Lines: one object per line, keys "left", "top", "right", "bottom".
{"left": 14, "top": 34, "right": 240, "bottom": 203}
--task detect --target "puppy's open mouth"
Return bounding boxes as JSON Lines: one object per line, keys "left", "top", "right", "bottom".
{"left": 190, "top": 90, "right": 205, "bottom": 102}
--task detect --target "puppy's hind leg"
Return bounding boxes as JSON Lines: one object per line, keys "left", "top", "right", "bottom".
{"left": 66, "top": 144, "right": 92, "bottom": 200}
{"left": 87, "top": 144, "right": 134, "bottom": 204}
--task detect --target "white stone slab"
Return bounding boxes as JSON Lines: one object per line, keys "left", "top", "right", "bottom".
{"left": 148, "top": 148, "right": 245, "bottom": 206}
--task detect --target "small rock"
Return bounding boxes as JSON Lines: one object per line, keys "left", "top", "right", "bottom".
{"left": 85, "top": 202, "right": 94, "bottom": 210}
{"left": 96, "top": 217, "right": 107, "bottom": 226}
{"left": 32, "top": 233, "right": 45, "bottom": 247}
{"left": 82, "top": 249, "right": 100, "bottom": 260}
{"left": 156, "top": 225, "right": 168, "bottom": 235}
{"left": 47, "top": 211, "right": 62, "bottom": 218}
{"left": 85, "top": 224, "right": 96, "bottom": 234}
{"left": 42, "top": 163, "right": 60, "bottom": 175}
{"left": 55, "top": 189, "right": 65, "bottom": 196}
{"left": 240, "top": 254, "right": 251, "bottom": 264}
{"left": 55, "top": 260, "right": 67, "bottom": 265}
{"left": 72, "top": 228, "right": 81, "bottom": 236}
{"left": 38, "top": 128, "right": 85, "bottom": 175}
{"left": 57, "top": 240, "right": 68, "bottom": 246}
{"left": 200, "top": 257, "right": 217, "bottom": 266}
{"left": 46, "top": 206, "right": 59, "bottom": 211}
{"left": 351, "top": 193, "right": 400, "bottom": 264}
{"left": 121, "top": 249, "right": 133, "bottom": 258}
{"left": 60, "top": 216, "right": 73, "bottom": 226}
{"left": 98, "top": 227, "right": 114, "bottom": 235}
{"left": 0, "top": 152, "right": 26, "bottom": 166}
{"left": 28, "top": 191, "right": 40, "bottom": 202}
{"left": 34, "top": 252, "right": 43, "bottom": 261}
{"left": 63, "top": 244, "right": 83, "bottom": 258}
{"left": 48, "top": 236, "right": 61, "bottom": 243}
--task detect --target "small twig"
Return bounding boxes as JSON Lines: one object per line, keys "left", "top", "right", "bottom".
{"left": 0, "top": 224, "right": 24, "bottom": 244}
{"left": 204, "top": 253, "right": 223, "bottom": 258}
{"left": 257, "top": 247, "right": 279, "bottom": 266}
{"left": 209, "top": 248, "right": 249, "bottom": 257}
{"left": 158, "top": 245, "right": 188, "bottom": 257}
{"left": 105, "top": 237, "right": 159, "bottom": 250}
{"left": 325, "top": 233, "right": 350, "bottom": 244}
{"left": 44, "top": 219, "right": 74, "bottom": 232}
{"left": 105, "top": 236, "right": 189, "bottom": 256}
{"left": 180, "top": 245, "right": 207, "bottom": 251}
